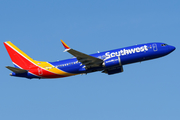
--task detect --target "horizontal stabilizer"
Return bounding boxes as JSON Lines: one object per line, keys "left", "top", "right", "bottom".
{"left": 6, "top": 66, "right": 28, "bottom": 74}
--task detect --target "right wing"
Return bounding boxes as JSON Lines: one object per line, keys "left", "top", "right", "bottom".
{"left": 61, "top": 40, "right": 103, "bottom": 69}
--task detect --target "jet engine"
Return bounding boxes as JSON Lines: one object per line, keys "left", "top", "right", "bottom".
{"left": 102, "top": 56, "right": 124, "bottom": 75}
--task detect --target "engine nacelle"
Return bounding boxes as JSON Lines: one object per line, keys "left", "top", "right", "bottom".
{"left": 102, "top": 56, "right": 124, "bottom": 75}
{"left": 103, "top": 56, "right": 122, "bottom": 68}
{"left": 102, "top": 66, "right": 123, "bottom": 75}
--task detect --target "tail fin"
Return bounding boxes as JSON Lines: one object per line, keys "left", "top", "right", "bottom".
{"left": 4, "top": 41, "right": 36, "bottom": 70}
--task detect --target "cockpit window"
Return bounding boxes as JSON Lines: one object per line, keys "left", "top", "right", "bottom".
{"left": 161, "top": 44, "right": 167, "bottom": 46}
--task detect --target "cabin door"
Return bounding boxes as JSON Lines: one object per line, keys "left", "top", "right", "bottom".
{"left": 152, "top": 44, "right": 158, "bottom": 52}
{"left": 38, "top": 68, "right": 43, "bottom": 75}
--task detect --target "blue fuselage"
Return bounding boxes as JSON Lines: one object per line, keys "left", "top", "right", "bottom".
{"left": 49, "top": 42, "right": 175, "bottom": 74}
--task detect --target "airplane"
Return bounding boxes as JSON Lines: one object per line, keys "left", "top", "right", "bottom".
{"left": 4, "top": 40, "right": 175, "bottom": 79}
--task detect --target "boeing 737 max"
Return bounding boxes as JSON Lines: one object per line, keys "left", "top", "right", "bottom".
{"left": 4, "top": 40, "right": 175, "bottom": 79}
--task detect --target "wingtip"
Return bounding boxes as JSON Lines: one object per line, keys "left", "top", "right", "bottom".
{"left": 61, "top": 40, "right": 70, "bottom": 50}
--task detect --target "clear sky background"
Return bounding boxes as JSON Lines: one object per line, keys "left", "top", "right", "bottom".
{"left": 0, "top": 0, "right": 179, "bottom": 120}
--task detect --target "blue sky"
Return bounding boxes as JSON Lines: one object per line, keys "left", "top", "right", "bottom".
{"left": 0, "top": 0, "right": 179, "bottom": 120}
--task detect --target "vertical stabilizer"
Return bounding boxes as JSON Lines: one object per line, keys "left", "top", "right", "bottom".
{"left": 3, "top": 41, "right": 36, "bottom": 70}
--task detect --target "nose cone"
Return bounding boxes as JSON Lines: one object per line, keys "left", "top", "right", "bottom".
{"left": 169, "top": 45, "right": 176, "bottom": 52}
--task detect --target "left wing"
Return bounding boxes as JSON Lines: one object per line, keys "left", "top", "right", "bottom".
{"left": 61, "top": 40, "right": 103, "bottom": 69}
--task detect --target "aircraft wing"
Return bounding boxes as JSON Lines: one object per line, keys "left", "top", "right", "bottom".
{"left": 61, "top": 40, "right": 103, "bottom": 68}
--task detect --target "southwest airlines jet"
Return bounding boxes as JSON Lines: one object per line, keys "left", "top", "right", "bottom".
{"left": 4, "top": 40, "right": 175, "bottom": 79}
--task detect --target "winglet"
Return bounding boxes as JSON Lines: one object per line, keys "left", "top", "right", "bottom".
{"left": 61, "top": 40, "right": 70, "bottom": 52}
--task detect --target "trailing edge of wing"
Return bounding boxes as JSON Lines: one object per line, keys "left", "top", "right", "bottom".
{"left": 6, "top": 66, "right": 28, "bottom": 74}
{"left": 60, "top": 40, "right": 103, "bottom": 68}
{"left": 68, "top": 49, "right": 103, "bottom": 68}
